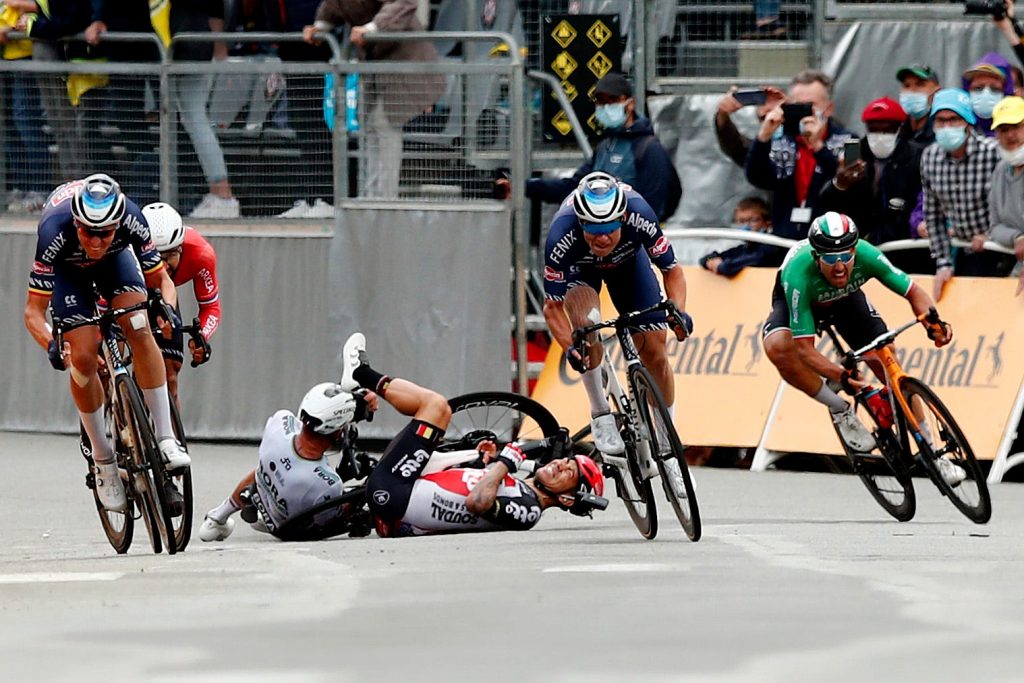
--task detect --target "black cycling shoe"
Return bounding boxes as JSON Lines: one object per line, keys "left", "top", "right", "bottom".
{"left": 163, "top": 480, "right": 184, "bottom": 517}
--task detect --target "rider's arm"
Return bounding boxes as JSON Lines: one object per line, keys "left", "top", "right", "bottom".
{"left": 145, "top": 264, "right": 178, "bottom": 309}
{"left": 465, "top": 462, "right": 510, "bottom": 516}
{"left": 794, "top": 336, "right": 844, "bottom": 383}
{"left": 23, "top": 292, "right": 52, "bottom": 350}
{"left": 543, "top": 299, "right": 574, "bottom": 352}
{"left": 662, "top": 263, "right": 687, "bottom": 311}
{"left": 191, "top": 247, "right": 222, "bottom": 340}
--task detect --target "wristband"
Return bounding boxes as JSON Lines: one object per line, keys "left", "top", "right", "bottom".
{"left": 494, "top": 444, "right": 525, "bottom": 473}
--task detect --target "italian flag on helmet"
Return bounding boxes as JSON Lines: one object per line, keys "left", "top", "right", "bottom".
{"left": 809, "top": 211, "right": 859, "bottom": 253}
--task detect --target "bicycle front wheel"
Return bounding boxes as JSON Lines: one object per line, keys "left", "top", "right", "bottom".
{"left": 444, "top": 392, "right": 560, "bottom": 449}
{"left": 630, "top": 366, "right": 701, "bottom": 542}
{"left": 901, "top": 377, "right": 991, "bottom": 524}
{"left": 116, "top": 375, "right": 177, "bottom": 554}
{"left": 169, "top": 401, "right": 194, "bottom": 552}
{"left": 82, "top": 423, "right": 134, "bottom": 553}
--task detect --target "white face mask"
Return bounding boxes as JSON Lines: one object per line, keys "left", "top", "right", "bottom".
{"left": 866, "top": 132, "right": 898, "bottom": 159}
{"left": 998, "top": 142, "right": 1024, "bottom": 166}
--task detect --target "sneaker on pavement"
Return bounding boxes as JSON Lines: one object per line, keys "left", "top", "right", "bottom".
{"left": 278, "top": 199, "right": 311, "bottom": 218}
{"left": 306, "top": 198, "right": 335, "bottom": 218}
{"left": 189, "top": 193, "right": 240, "bottom": 219}
{"left": 199, "top": 515, "right": 235, "bottom": 542}
{"left": 934, "top": 457, "right": 966, "bottom": 488}
{"left": 340, "top": 332, "right": 367, "bottom": 391}
{"left": 94, "top": 460, "right": 127, "bottom": 512}
{"left": 591, "top": 412, "right": 625, "bottom": 455}
{"left": 831, "top": 407, "right": 876, "bottom": 452}
{"left": 158, "top": 437, "right": 191, "bottom": 471}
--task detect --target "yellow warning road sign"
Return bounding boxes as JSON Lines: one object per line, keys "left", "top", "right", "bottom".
{"left": 551, "top": 110, "right": 573, "bottom": 136}
{"left": 551, "top": 51, "right": 578, "bottom": 80}
{"left": 586, "top": 20, "right": 612, "bottom": 48}
{"left": 552, "top": 20, "right": 577, "bottom": 48}
{"left": 587, "top": 51, "right": 613, "bottom": 79}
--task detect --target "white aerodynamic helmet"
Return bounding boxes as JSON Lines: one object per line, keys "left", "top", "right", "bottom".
{"left": 298, "top": 383, "right": 357, "bottom": 435}
{"left": 142, "top": 202, "right": 185, "bottom": 252}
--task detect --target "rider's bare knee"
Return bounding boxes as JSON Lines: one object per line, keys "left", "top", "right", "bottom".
{"left": 564, "top": 285, "right": 601, "bottom": 327}
{"left": 418, "top": 390, "right": 451, "bottom": 429}
{"left": 68, "top": 344, "right": 98, "bottom": 377}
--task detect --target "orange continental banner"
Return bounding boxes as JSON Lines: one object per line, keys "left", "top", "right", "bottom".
{"left": 531, "top": 266, "right": 781, "bottom": 447}
{"left": 763, "top": 276, "right": 1024, "bottom": 460}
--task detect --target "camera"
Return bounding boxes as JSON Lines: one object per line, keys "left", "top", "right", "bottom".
{"left": 964, "top": 0, "right": 1007, "bottom": 20}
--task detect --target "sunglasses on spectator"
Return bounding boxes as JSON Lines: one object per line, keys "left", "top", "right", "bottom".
{"left": 818, "top": 250, "right": 855, "bottom": 265}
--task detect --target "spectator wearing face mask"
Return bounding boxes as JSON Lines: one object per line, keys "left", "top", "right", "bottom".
{"left": 921, "top": 89, "right": 1005, "bottom": 301}
{"left": 517, "top": 73, "right": 682, "bottom": 222}
{"left": 699, "top": 196, "right": 776, "bottom": 277}
{"left": 819, "top": 97, "right": 930, "bottom": 274}
{"left": 896, "top": 63, "right": 940, "bottom": 147}
{"left": 987, "top": 96, "right": 1024, "bottom": 294}
{"left": 962, "top": 53, "right": 1013, "bottom": 137}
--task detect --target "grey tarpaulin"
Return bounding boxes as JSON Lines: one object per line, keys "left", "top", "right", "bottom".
{"left": 328, "top": 206, "right": 512, "bottom": 438}
{"left": 3, "top": 208, "right": 511, "bottom": 441}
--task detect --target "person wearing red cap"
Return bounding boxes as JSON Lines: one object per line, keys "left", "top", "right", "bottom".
{"left": 818, "top": 97, "right": 931, "bottom": 274}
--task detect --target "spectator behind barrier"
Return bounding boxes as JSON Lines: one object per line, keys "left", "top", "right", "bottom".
{"left": 992, "top": 0, "right": 1024, "bottom": 96}
{"left": 506, "top": 73, "right": 682, "bottom": 223}
{"left": 896, "top": 63, "right": 940, "bottom": 147}
{"left": 713, "top": 84, "right": 786, "bottom": 168}
{"left": 699, "top": 196, "right": 776, "bottom": 277}
{"left": 988, "top": 95, "right": 1024, "bottom": 295}
{"left": 170, "top": 1, "right": 240, "bottom": 219}
{"left": 921, "top": 88, "right": 1010, "bottom": 302}
{"left": 304, "top": 0, "right": 444, "bottom": 201}
{"left": 0, "top": 0, "right": 52, "bottom": 212}
{"left": 962, "top": 53, "right": 1013, "bottom": 137}
{"left": 745, "top": 69, "right": 853, "bottom": 246}
{"left": 819, "top": 97, "right": 931, "bottom": 274}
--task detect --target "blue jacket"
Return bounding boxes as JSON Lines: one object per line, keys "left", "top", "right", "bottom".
{"left": 700, "top": 241, "right": 777, "bottom": 277}
{"left": 527, "top": 116, "right": 682, "bottom": 222}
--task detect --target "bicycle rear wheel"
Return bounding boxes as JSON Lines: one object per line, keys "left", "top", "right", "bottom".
{"left": 834, "top": 400, "right": 916, "bottom": 522}
{"left": 444, "top": 392, "right": 560, "bottom": 449}
{"left": 630, "top": 366, "right": 701, "bottom": 542}
{"left": 116, "top": 375, "right": 177, "bottom": 554}
{"left": 169, "top": 400, "right": 194, "bottom": 552}
{"left": 900, "top": 377, "right": 991, "bottom": 524}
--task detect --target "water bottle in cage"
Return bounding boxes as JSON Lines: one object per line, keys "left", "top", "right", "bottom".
{"left": 862, "top": 387, "right": 894, "bottom": 430}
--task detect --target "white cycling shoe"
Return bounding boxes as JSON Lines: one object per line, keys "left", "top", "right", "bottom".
{"left": 591, "top": 412, "right": 625, "bottom": 455}
{"left": 831, "top": 407, "right": 876, "bottom": 453}
{"left": 199, "top": 515, "right": 235, "bottom": 542}
{"left": 933, "top": 457, "right": 967, "bottom": 488}
{"left": 94, "top": 460, "right": 127, "bottom": 512}
{"left": 158, "top": 437, "right": 191, "bottom": 471}
{"left": 340, "top": 332, "right": 367, "bottom": 392}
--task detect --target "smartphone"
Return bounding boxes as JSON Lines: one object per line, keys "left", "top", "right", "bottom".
{"left": 733, "top": 88, "right": 767, "bottom": 107}
{"left": 843, "top": 140, "right": 861, "bottom": 165}
{"left": 782, "top": 102, "right": 813, "bottom": 137}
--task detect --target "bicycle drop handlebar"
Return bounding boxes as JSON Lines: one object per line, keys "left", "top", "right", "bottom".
{"left": 571, "top": 300, "right": 685, "bottom": 346}
{"left": 841, "top": 306, "right": 945, "bottom": 369}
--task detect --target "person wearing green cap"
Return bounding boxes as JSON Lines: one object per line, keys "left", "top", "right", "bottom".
{"left": 988, "top": 95, "right": 1024, "bottom": 294}
{"left": 896, "top": 64, "right": 940, "bottom": 146}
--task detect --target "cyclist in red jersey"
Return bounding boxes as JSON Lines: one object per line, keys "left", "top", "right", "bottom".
{"left": 141, "top": 203, "right": 221, "bottom": 405}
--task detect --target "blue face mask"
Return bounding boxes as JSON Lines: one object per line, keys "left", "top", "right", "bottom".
{"left": 969, "top": 87, "right": 1003, "bottom": 119}
{"left": 935, "top": 125, "right": 968, "bottom": 151}
{"left": 595, "top": 102, "right": 627, "bottom": 129}
{"left": 733, "top": 224, "right": 753, "bottom": 231}
{"left": 899, "top": 91, "right": 930, "bottom": 119}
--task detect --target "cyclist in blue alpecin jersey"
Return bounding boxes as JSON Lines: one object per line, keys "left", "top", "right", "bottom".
{"left": 23, "top": 174, "right": 191, "bottom": 513}
{"left": 543, "top": 171, "right": 692, "bottom": 456}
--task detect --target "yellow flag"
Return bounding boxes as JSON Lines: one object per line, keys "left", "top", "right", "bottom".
{"left": 150, "top": 0, "right": 171, "bottom": 48}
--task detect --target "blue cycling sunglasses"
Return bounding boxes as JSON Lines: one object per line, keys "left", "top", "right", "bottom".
{"left": 818, "top": 250, "right": 855, "bottom": 265}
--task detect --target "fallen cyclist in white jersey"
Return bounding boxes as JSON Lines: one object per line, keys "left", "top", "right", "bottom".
{"left": 200, "top": 333, "right": 607, "bottom": 541}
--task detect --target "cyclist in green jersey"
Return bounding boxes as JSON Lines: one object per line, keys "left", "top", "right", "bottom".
{"left": 761, "top": 212, "right": 955, "bottom": 465}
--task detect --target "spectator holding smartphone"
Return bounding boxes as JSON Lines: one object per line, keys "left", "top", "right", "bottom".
{"left": 819, "top": 97, "right": 930, "bottom": 273}
{"left": 896, "top": 64, "right": 940, "bottom": 147}
{"left": 714, "top": 85, "right": 786, "bottom": 168}
{"left": 699, "top": 196, "right": 776, "bottom": 276}
{"left": 745, "top": 70, "right": 853, "bottom": 247}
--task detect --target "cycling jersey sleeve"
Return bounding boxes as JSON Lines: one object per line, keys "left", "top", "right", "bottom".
{"left": 479, "top": 485, "right": 543, "bottom": 530}
{"left": 857, "top": 241, "right": 914, "bottom": 297}
{"left": 28, "top": 219, "right": 66, "bottom": 297}
{"left": 543, "top": 206, "right": 583, "bottom": 301}
{"left": 191, "top": 244, "right": 221, "bottom": 340}
{"left": 125, "top": 202, "right": 164, "bottom": 276}
{"left": 626, "top": 192, "right": 678, "bottom": 271}
{"left": 780, "top": 272, "right": 816, "bottom": 339}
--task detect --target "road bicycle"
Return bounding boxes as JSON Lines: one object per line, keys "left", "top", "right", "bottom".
{"left": 59, "top": 300, "right": 191, "bottom": 554}
{"left": 822, "top": 308, "right": 991, "bottom": 524}
{"left": 263, "top": 391, "right": 605, "bottom": 540}
{"left": 571, "top": 300, "right": 701, "bottom": 541}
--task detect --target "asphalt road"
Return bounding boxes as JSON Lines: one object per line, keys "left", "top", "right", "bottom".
{"left": 2, "top": 431, "right": 1023, "bottom": 682}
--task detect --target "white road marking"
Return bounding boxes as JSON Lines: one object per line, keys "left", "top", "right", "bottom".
{"left": 0, "top": 572, "right": 124, "bottom": 584}
{"left": 543, "top": 563, "right": 676, "bottom": 573}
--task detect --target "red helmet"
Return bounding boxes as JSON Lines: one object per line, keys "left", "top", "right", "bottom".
{"left": 574, "top": 454, "right": 604, "bottom": 497}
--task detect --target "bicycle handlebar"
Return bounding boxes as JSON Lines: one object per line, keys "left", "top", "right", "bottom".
{"left": 571, "top": 300, "right": 682, "bottom": 345}
{"left": 843, "top": 306, "right": 945, "bottom": 363}
{"left": 181, "top": 317, "right": 211, "bottom": 368}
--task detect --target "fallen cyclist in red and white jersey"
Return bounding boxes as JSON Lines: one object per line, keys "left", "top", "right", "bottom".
{"left": 199, "top": 333, "right": 606, "bottom": 541}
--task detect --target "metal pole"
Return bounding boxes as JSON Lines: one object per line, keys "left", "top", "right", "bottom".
{"left": 812, "top": 0, "right": 826, "bottom": 69}
{"left": 159, "top": 41, "right": 174, "bottom": 205}
{"left": 511, "top": 61, "right": 529, "bottom": 395}
{"left": 633, "top": 0, "right": 648, "bottom": 116}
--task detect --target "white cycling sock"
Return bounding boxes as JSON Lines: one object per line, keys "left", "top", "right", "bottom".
{"left": 581, "top": 368, "right": 611, "bottom": 416}
{"left": 814, "top": 379, "right": 850, "bottom": 413}
{"left": 80, "top": 406, "right": 115, "bottom": 463}
{"left": 143, "top": 384, "right": 175, "bottom": 440}
{"left": 208, "top": 497, "right": 240, "bottom": 524}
